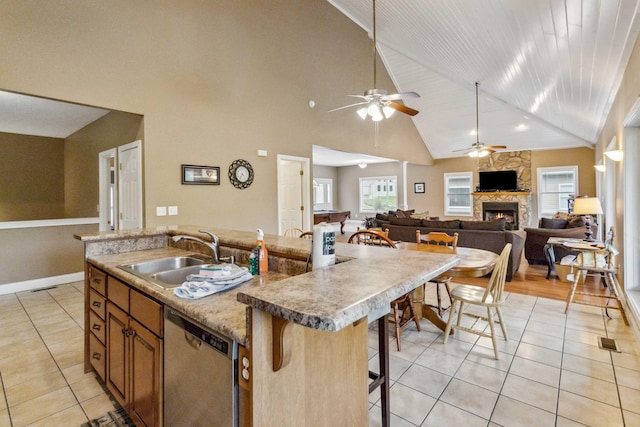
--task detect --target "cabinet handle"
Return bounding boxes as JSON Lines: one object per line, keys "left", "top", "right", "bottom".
{"left": 92, "top": 352, "right": 101, "bottom": 360}
{"left": 122, "top": 328, "right": 135, "bottom": 337}
{"left": 92, "top": 301, "right": 102, "bottom": 308}
{"left": 92, "top": 278, "right": 101, "bottom": 284}
{"left": 92, "top": 324, "right": 101, "bottom": 331}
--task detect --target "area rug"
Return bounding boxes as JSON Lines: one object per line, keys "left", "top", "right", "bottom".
{"left": 81, "top": 407, "right": 136, "bottom": 427}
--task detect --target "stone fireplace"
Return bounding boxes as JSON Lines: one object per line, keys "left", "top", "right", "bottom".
{"left": 483, "top": 202, "right": 519, "bottom": 229}
{"left": 472, "top": 150, "right": 533, "bottom": 230}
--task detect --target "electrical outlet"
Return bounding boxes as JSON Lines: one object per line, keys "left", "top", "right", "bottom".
{"left": 168, "top": 206, "right": 178, "bottom": 216}
{"left": 156, "top": 206, "right": 167, "bottom": 216}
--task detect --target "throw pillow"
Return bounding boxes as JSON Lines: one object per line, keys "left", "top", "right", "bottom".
{"left": 540, "top": 217, "right": 568, "bottom": 229}
{"left": 460, "top": 218, "right": 506, "bottom": 231}
{"left": 552, "top": 211, "right": 571, "bottom": 220}
{"left": 387, "top": 210, "right": 398, "bottom": 217}
{"left": 395, "top": 209, "right": 415, "bottom": 218}
{"left": 422, "top": 219, "right": 461, "bottom": 229}
{"left": 390, "top": 217, "right": 422, "bottom": 227}
{"left": 375, "top": 213, "right": 389, "bottom": 221}
{"left": 410, "top": 211, "right": 430, "bottom": 219}
{"left": 567, "top": 215, "right": 586, "bottom": 228}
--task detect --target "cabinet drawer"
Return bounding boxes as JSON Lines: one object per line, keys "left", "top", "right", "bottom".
{"left": 89, "top": 332, "right": 106, "bottom": 381}
{"left": 130, "top": 289, "right": 163, "bottom": 337}
{"left": 89, "top": 289, "right": 106, "bottom": 321}
{"left": 89, "top": 310, "right": 106, "bottom": 344}
{"left": 88, "top": 265, "right": 107, "bottom": 296}
{"left": 108, "top": 276, "right": 130, "bottom": 312}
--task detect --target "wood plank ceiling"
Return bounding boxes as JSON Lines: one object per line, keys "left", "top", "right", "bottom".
{"left": 327, "top": 0, "right": 640, "bottom": 159}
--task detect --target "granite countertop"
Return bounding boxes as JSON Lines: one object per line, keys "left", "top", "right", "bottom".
{"left": 87, "top": 247, "right": 290, "bottom": 347}
{"left": 81, "top": 226, "right": 459, "bottom": 346}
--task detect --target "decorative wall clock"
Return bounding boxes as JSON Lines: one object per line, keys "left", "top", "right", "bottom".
{"left": 228, "top": 159, "right": 254, "bottom": 189}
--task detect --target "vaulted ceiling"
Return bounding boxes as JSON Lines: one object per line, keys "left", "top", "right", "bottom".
{"left": 327, "top": 0, "right": 640, "bottom": 159}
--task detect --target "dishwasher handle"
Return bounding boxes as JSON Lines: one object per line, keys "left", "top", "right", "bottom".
{"left": 185, "top": 332, "right": 203, "bottom": 350}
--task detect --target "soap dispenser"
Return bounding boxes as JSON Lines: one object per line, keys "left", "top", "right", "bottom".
{"left": 256, "top": 228, "right": 268, "bottom": 274}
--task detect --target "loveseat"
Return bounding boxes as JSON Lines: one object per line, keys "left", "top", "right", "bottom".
{"left": 523, "top": 216, "right": 596, "bottom": 265}
{"left": 375, "top": 213, "right": 524, "bottom": 281}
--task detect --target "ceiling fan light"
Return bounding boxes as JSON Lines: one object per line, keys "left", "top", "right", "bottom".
{"left": 467, "top": 150, "right": 479, "bottom": 158}
{"left": 356, "top": 108, "right": 368, "bottom": 120}
{"left": 478, "top": 149, "right": 490, "bottom": 157}
{"left": 382, "top": 105, "right": 395, "bottom": 118}
{"left": 367, "top": 103, "right": 381, "bottom": 117}
{"left": 371, "top": 112, "right": 383, "bottom": 122}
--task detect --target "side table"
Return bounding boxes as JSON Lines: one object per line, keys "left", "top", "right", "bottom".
{"left": 543, "top": 237, "right": 585, "bottom": 279}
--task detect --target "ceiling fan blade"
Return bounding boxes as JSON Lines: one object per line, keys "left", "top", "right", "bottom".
{"left": 487, "top": 145, "right": 507, "bottom": 149}
{"left": 347, "top": 94, "right": 369, "bottom": 100}
{"left": 452, "top": 147, "right": 473, "bottom": 152}
{"left": 386, "top": 91, "right": 420, "bottom": 101}
{"left": 388, "top": 102, "right": 419, "bottom": 116}
{"left": 327, "top": 101, "right": 370, "bottom": 113}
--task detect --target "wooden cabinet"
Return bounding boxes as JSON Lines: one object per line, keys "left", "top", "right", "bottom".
{"left": 85, "top": 264, "right": 163, "bottom": 427}
{"left": 87, "top": 265, "right": 107, "bottom": 380}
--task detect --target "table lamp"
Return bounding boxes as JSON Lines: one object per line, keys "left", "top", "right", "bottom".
{"left": 572, "top": 197, "right": 603, "bottom": 241}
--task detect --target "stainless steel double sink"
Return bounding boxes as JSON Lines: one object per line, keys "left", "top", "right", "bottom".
{"left": 118, "top": 256, "right": 212, "bottom": 289}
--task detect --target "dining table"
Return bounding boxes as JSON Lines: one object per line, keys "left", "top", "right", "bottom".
{"left": 396, "top": 241, "right": 499, "bottom": 331}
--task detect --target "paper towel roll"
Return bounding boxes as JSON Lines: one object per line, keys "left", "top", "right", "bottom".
{"left": 312, "top": 222, "right": 335, "bottom": 269}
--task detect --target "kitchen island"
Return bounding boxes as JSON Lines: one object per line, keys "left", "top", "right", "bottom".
{"left": 76, "top": 226, "right": 458, "bottom": 426}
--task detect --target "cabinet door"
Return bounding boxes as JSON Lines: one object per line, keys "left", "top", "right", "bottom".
{"left": 106, "top": 302, "right": 129, "bottom": 409}
{"left": 129, "top": 319, "right": 163, "bottom": 427}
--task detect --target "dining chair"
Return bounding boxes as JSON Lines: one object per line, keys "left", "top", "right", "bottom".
{"left": 415, "top": 230, "right": 458, "bottom": 316}
{"left": 283, "top": 227, "right": 304, "bottom": 237}
{"left": 299, "top": 231, "right": 313, "bottom": 239}
{"left": 564, "top": 227, "right": 628, "bottom": 324}
{"left": 347, "top": 229, "right": 420, "bottom": 351}
{"left": 443, "top": 243, "right": 512, "bottom": 359}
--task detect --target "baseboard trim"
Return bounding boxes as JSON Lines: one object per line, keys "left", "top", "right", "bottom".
{"left": 0, "top": 272, "right": 84, "bottom": 295}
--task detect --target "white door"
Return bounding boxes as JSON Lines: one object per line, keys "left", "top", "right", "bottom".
{"left": 98, "top": 148, "right": 117, "bottom": 231}
{"left": 118, "top": 140, "right": 143, "bottom": 230}
{"left": 277, "top": 155, "right": 311, "bottom": 234}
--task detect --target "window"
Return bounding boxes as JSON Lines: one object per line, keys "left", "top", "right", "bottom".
{"left": 360, "top": 176, "right": 397, "bottom": 213}
{"left": 444, "top": 172, "right": 473, "bottom": 216}
{"left": 537, "top": 166, "right": 578, "bottom": 217}
{"left": 313, "top": 178, "right": 332, "bottom": 211}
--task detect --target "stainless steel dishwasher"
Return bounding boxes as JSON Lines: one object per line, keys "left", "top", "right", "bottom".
{"left": 164, "top": 307, "right": 238, "bottom": 426}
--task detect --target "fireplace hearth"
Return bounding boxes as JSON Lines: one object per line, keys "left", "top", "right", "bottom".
{"left": 483, "top": 202, "right": 519, "bottom": 229}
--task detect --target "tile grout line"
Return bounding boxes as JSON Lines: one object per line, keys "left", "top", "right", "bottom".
{"left": 13, "top": 285, "right": 91, "bottom": 425}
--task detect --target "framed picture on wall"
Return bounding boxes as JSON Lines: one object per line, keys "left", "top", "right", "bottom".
{"left": 414, "top": 182, "right": 425, "bottom": 193}
{"left": 182, "top": 164, "right": 220, "bottom": 185}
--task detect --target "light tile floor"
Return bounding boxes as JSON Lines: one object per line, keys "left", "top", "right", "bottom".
{"left": 1, "top": 281, "right": 638, "bottom": 426}
{"left": 0, "top": 282, "right": 119, "bottom": 427}
{"left": 368, "top": 285, "right": 640, "bottom": 426}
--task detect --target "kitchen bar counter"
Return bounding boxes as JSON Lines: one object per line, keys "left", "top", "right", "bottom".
{"left": 77, "top": 226, "right": 458, "bottom": 342}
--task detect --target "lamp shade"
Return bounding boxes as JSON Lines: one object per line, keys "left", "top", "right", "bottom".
{"left": 572, "top": 197, "right": 603, "bottom": 215}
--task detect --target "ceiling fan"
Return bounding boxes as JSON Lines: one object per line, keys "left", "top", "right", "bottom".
{"left": 454, "top": 82, "right": 506, "bottom": 157}
{"left": 328, "top": 0, "right": 420, "bottom": 121}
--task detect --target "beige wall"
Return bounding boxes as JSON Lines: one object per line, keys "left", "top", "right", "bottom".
{"left": 0, "top": 0, "right": 428, "bottom": 236}
{"left": 64, "top": 110, "right": 144, "bottom": 218}
{"left": 592, "top": 37, "right": 640, "bottom": 301}
{"left": 0, "top": 132, "right": 65, "bottom": 221}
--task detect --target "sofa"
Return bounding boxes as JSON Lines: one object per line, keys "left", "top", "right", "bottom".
{"left": 524, "top": 215, "right": 596, "bottom": 265}
{"left": 374, "top": 212, "right": 524, "bottom": 281}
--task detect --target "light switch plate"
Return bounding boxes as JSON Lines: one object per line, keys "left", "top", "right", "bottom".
{"left": 156, "top": 206, "right": 167, "bottom": 216}
{"left": 168, "top": 206, "right": 178, "bottom": 216}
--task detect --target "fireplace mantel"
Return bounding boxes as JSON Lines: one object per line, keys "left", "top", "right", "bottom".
{"left": 472, "top": 192, "right": 531, "bottom": 196}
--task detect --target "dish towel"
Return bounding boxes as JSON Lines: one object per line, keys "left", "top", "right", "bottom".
{"left": 173, "top": 265, "right": 253, "bottom": 300}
